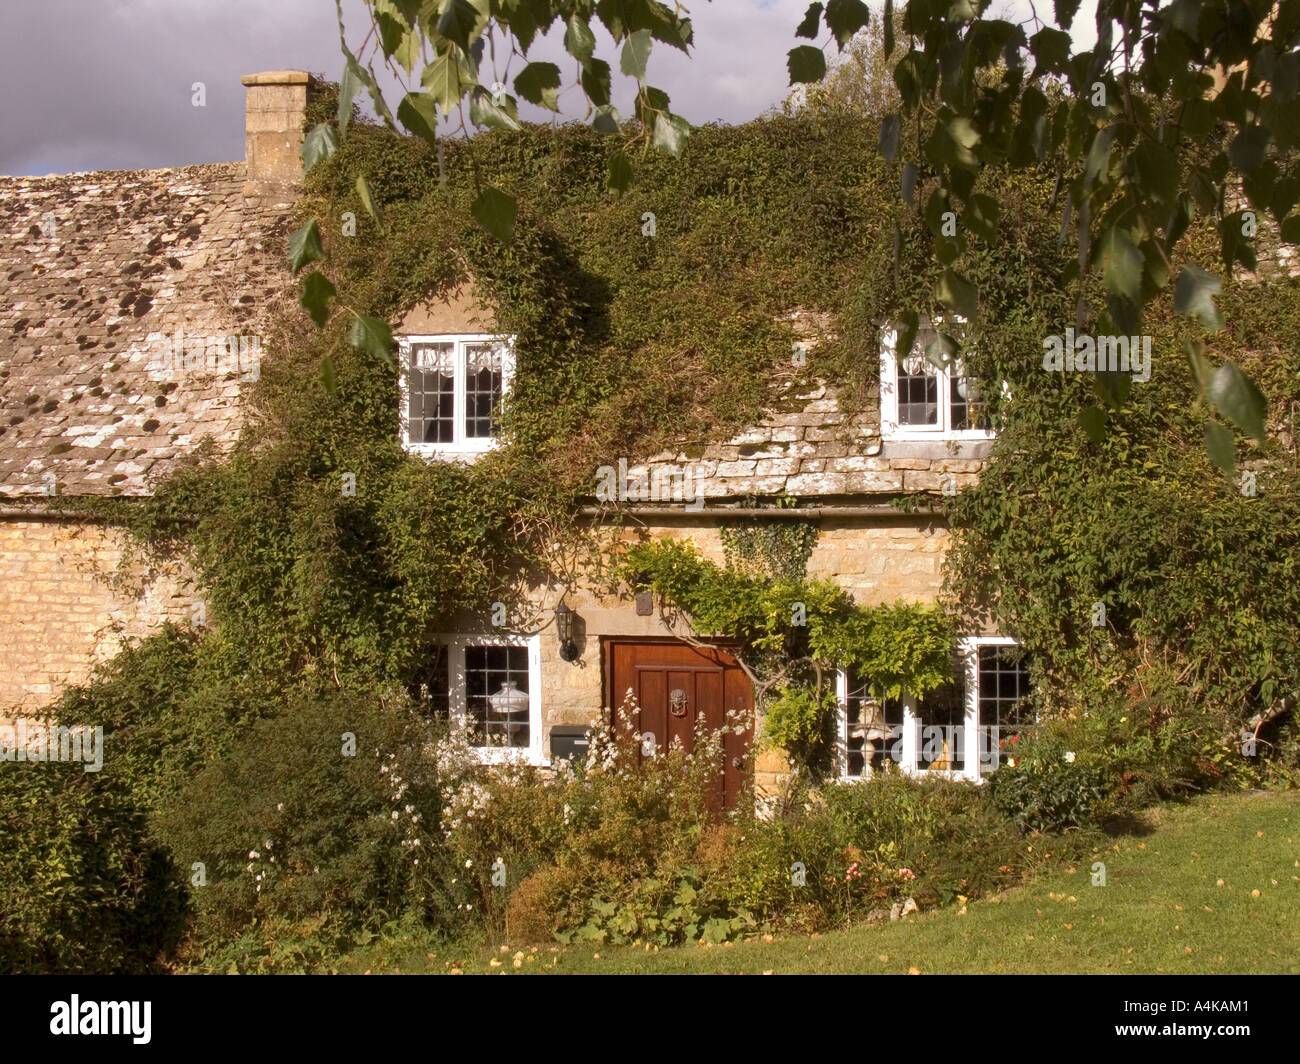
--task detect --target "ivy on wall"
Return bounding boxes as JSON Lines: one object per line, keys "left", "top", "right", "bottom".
{"left": 55, "top": 80, "right": 1299, "bottom": 769}
{"left": 719, "top": 515, "right": 819, "bottom": 583}
{"left": 63, "top": 86, "right": 1084, "bottom": 698}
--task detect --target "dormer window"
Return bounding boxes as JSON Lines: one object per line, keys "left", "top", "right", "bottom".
{"left": 879, "top": 325, "right": 993, "bottom": 441}
{"left": 398, "top": 334, "right": 515, "bottom": 456}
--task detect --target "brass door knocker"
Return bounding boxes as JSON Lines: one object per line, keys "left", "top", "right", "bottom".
{"left": 669, "top": 688, "right": 688, "bottom": 717}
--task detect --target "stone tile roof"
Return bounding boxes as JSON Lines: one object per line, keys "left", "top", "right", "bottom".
{"left": 0, "top": 163, "right": 294, "bottom": 497}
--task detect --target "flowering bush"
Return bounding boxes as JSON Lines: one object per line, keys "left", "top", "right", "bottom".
{"left": 821, "top": 773, "right": 1028, "bottom": 906}
{"left": 149, "top": 688, "right": 1043, "bottom": 960}
{"left": 155, "top": 687, "right": 471, "bottom": 956}
{"left": 491, "top": 692, "right": 747, "bottom": 943}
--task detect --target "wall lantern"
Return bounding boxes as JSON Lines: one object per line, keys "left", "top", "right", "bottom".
{"left": 555, "top": 601, "right": 580, "bottom": 662}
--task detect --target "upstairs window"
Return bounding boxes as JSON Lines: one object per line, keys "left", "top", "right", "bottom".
{"left": 879, "top": 325, "right": 992, "bottom": 441}
{"left": 399, "top": 334, "right": 514, "bottom": 455}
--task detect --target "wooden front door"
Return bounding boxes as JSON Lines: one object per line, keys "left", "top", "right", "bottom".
{"left": 604, "top": 639, "right": 753, "bottom": 810}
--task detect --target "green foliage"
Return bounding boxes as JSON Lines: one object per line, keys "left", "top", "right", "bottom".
{"left": 496, "top": 709, "right": 1033, "bottom": 943}
{"left": 983, "top": 682, "right": 1285, "bottom": 835}
{"left": 625, "top": 538, "right": 954, "bottom": 690}
{"left": 0, "top": 763, "right": 186, "bottom": 973}
{"left": 561, "top": 869, "right": 753, "bottom": 948}
{"left": 821, "top": 773, "right": 1030, "bottom": 905}
{"left": 625, "top": 537, "right": 955, "bottom": 772}
{"left": 987, "top": 754, "right": 1111, "bottom": 835}
{"left": 41, "top": 48, "right": 1300, "bottom": 969}
{"left": 764, "top": 686, "right": 840, "bottom": 756}
{"left": 789, "top": 2, "right": 1300, "bottom": 467}
{"left": 720, "top": 517, "right": 818, "bottom": 581}
{"left": 942, "top": 266, "right": 1300, "bottom": 756}
{"left": 96, "top": 107, "right": 1039, "bottom": 698}
{"left": 810, "top": 599, "right": 958, "bottom": 702}
{"left": 153, "top": 689, "right": 466, "bottom": 949}
{"left": 331, "top": 0, "right": 697, "bottom": 246}
{"left": 52, "top": 625, "right": 271, "bottom": 812}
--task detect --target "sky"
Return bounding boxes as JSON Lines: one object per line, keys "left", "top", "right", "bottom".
{"left": 0, "top": 0, "right": 1097, "bottom": 177}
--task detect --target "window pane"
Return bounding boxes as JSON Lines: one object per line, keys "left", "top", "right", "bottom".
{"left": 896, "top": 354, "right": 939, "bottom": 426}
{"left": 464, "top": 343, "right": 504, "bottom": 439}
{"left": 915, "top": 681, "right": 965, "bottom": 771}
{"left": 844, "top": 677, "right": 904, "bottom": 776}
{"left": 465, "top": 644, "right": 530, "bottom": 749}
{"left": 978, "top": 645, "right": 1033, "bottom": 766}
{"left": 410, "top": 343, "right": 455, "bottom": 444}
{"left": 950, "top": 373, "right": 990, "bottom": 432}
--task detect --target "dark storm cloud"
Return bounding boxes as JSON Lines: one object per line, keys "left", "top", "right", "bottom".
{"left": 0, "top": 0, "right": 831, "bottom": 177}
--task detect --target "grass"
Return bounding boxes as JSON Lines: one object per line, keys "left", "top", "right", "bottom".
{"left": 341, "top": 790, "right": 1299, "bottom": 975}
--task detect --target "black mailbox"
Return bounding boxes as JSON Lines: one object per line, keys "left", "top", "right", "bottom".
{"left": 550, "top": 725, "right": 592, "bottom": 765}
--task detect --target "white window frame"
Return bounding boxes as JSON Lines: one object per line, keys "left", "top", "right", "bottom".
{"left": 835, "top": 635, "right": 1028, "bottom": 783}
{"left": 398, "top": 333, "right": 516, "bottom": 457}
{"left": 439, "top": 633, "right": 544, "bottom": 766}
{"left": 878, "top": 325, "right": 995, "bottom": 443}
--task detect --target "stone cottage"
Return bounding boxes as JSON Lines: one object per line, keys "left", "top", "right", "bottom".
{"left": 1, "top": 71, "right": 1035, "bottom": 803}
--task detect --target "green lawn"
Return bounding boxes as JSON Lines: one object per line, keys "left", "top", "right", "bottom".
{"left": 344, "top": 790, "right": 1299, "bottom": 975}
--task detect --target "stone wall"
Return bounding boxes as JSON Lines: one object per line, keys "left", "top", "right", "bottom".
{"left": 0, "top": 517, "right": 196, "bottom": 715}
{"left": 634, "top": 381, "right": 988, "bottom": 503}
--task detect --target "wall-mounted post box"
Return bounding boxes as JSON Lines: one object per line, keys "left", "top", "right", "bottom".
{"left": 549, "top": 725, "right": 592, "bottom": 765}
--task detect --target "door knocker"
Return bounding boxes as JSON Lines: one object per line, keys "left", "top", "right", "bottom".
{"left": 669, "top": 688, "right": 688, "bottom": 717}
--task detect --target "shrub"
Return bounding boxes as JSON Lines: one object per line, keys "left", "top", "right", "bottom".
{"left": 489, "top": 711, "right": 1032, "bottom": 946}
{"left": 821, "top": 772, "right": 1028, "bottom": 903}
{"left": 986, "top": 749, "right": 1110, "bottom": 834}
{"left": 51, "top": 625, "right": 275, "bottom": 812}
{"left": 0, "top": 762, "right": 186, "bottom": 973}
{"left": 708, "top": 810, "right": 849, "bottom": 929}
{"left": 989, "top": 695, "right": 1252, "bottom": 833}
{"left": 153, "top": 688, "right": 470, "bottom": 950}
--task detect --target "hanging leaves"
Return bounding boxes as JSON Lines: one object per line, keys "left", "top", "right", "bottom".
{"left": 397, "top": 91, "right": 442, "bottom": 146}
{"left": 606, "top": 149, "right": 634, "bottom": 194}
{"left": 1207, "top": 362, "right": 1268, "bottom": 443}
{"left": 299, "top": 271, "right": 336, "bottom": 328}
{"left": 471, "top": 185, "right": 517, "bottom": 243}
{"left": 514, "top": 61, "right": 561, "bottom": 111}
{"left": 355, "top": 175, "right": 382, "bottom": 226}
{"left": 1204, "top": 419, "right": 1236, "bottom": 474}
{"left": 288, "top": 220, "right": 324, "bottom": 275}
{"left": 787, "top": 46, "right": 827, "bottom": 85}
{"left": 1174, "top": 267, "right": 1225, "bottom": 331}
{"left": 347, "top": 313, "right": 394, "bottom": 368}
{"left": 301, "top": 124, "right": 338, "bottom": 173}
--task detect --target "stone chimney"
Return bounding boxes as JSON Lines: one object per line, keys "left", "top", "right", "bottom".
{"left": 240, "top": 70, "right": 312, "bottom": 190}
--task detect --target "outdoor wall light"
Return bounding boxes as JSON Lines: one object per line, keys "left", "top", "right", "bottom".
{"left": 555, "top": 601, "right": 580, "bottom": 662}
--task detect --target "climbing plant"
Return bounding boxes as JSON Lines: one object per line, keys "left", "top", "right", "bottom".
{"left": 623, "top": 537, "right": 956, "bottom": 773}
{"left": 61, "top": 79, "right": 1298, "bottom": 770}
{"left": 719, "top": 516, "right": 819, "bottom": 583}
